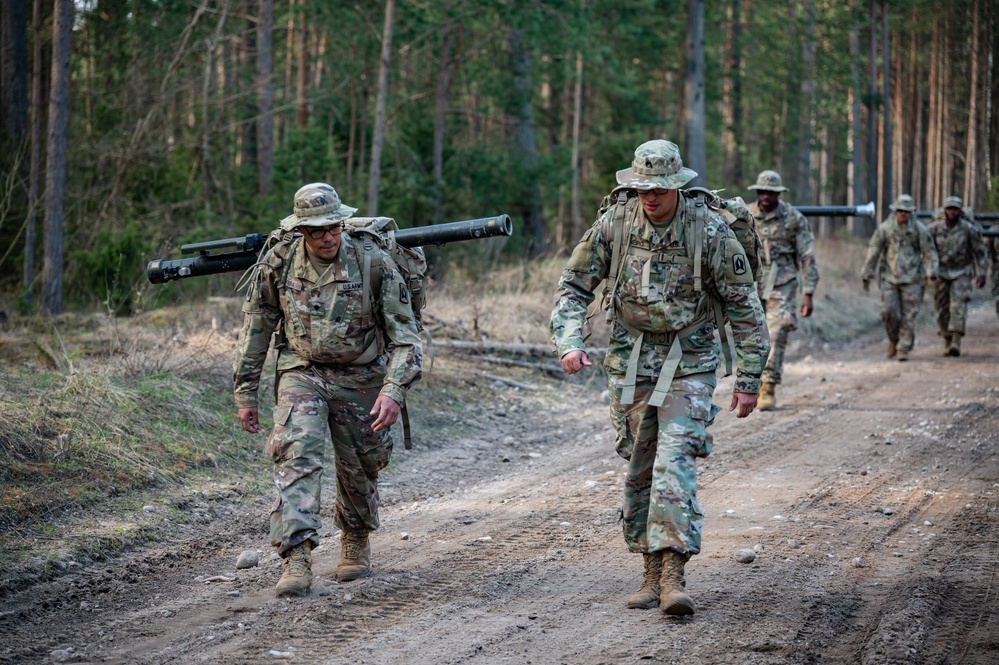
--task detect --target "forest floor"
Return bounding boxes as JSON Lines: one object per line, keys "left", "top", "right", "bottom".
{"left": 1, "top": 249, "right": 998, "bottom": 664}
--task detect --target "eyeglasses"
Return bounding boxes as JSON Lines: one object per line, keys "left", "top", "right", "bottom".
{"left": 303, "top": 225, "right": 342, "bottom": 240}
{"left": 638, "top": 188, "right": 670, "bottom": 197}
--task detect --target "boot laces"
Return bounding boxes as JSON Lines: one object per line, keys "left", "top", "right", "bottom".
{"left": 284, "top": 547, "right": 309, "bottom": 577}
{"left": 343, "top": 534, "right": 365, "bottom": 561}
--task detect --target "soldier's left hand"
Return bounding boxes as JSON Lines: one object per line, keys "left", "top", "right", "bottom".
{"left": 370, "top": 395, "right": 401, "bottom": 432}
{"left": 730, "top": 392, "right": 758, "bottom": 418}
{"left": 976, "top": 275, "right": 986, "bottom": 288}
{"left": 800, "top": 294, "right": 814, "bottom": 318}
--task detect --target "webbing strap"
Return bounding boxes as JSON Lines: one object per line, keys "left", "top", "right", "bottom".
{"left": 692, "top": 200, "right": 705, "bottom": 292}
{"left": 603, "top": 192, "right": 635, "bottom": 324}
{"left": 361, "top": 236, "right": 373, "bottom": 328}
{"left": 714, "top": 298, "right": 734, "bottom": 376}
{"left": 649, "top": 336, "right": 683, "bottom": 408}
{"left": 621, "top": 331, "right": 645, "bottom": 406}
{"left": 401, "top": 405, "right": 412, "bottom": 450}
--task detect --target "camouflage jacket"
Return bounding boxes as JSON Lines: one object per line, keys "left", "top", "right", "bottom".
{"left": 927, "top": 216, "right": 987, "bottom": 280}
{"left": 233, "top": 233, "right": 423, "bottom": 409}
{"left": 550, "top": 193, "right": 770, "bottom": 394}
{"left": 748, "top": 200, "right": 820, "bottom": 295}
{"left": 862, "top": 216, "right": 938, "bottom": 285}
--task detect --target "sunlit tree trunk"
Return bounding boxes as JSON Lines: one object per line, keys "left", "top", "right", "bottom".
{"left": 42, "top": 0, "right": 73, "bottom": 315}
{"left": 964, "top": 0, "right": 979, "bottom": 207}
{"left": 795, "top": 0, "right": 815, "bottom": 202}
{"left": 848, "top": 0, "right": 864, "bottom": 237}
{"left": 367, "top": 0, "right": 395, "bottom": 216}
{"left": 867, "top": 0, "right": 878, "bottom": 210}
{"left": 881, "top": 1, "right": 892, "bottom": 207}
{"left": 295, "top": 0, "right": 309, "bottom": 130}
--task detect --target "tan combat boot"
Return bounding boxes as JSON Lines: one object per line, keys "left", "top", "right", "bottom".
{"left": 886, "top": 340, "right": 897, "bottom": 358}
{"left": 897, "top": 348, "right": 908, "bottom": 361}
{"left": 757, "top": 382, "right": 776, "bottom": 412}
{"left": 947, "top": 334, "right": 961, "bottom": 357}
{"left": 337, "top": 532, "right": 371, "bottom": 581}
{"left": 942, "top": 334, "right": 952, "bottom": 354}
{"left": 275, "top": 541, "right": 313, "bottom": 597}
{"left": 626, "top": 552, "right": 663, "bottom": 609}
{"left": 660, "top": 550, "right": 695, "bottom": 616}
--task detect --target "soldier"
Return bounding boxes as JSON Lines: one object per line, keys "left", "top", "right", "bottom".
{"left": 927, "top": 196, "right": 987, "bottom": 356}
{"left": 550, "top": 140, "right": 769, "bottom": 616}
{"left": 861, "top": 194, "right": 938, "bottom": 361}
{"left": 234, "top": 183, "right": 423, "bottom": 597}
{"left": 746, "top": 170, "right": 819, "bottom": 411}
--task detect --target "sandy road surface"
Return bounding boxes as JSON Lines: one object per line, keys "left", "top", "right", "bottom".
{"left": 2, "top": 307, "right": 998, "bottom": 665}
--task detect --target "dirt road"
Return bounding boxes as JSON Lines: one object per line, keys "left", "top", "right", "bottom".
{"left": 2, "top": 307, "right": 998, "bottom": 665}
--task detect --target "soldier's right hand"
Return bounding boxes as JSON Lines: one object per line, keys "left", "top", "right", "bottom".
{"left": 239, "top": 407, "right": 260, "bottom": 433}
{"left": 560, "top": 350, "right": 592, "bottom": 375}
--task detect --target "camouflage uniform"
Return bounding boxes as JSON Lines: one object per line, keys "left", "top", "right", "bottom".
{"left": 927, "top": 197, "right": 987, "bottom": 342}
{"left": 748, "top": 180, "right": 819, "bottom": 386}
{"left": 551, "top": 141, "right": 769, "bottom": 557}
{"left": 862, "top": 195, "right": 938, "bottom": 356}
{"left": 234, "top": 185, "right": 422, "bottom": 556}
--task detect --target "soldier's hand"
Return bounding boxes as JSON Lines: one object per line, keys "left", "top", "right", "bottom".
{"left": 560, "top": 350, "right": 592, "bottom": 375}
{"left": 370, "top": 395, "right": 401, "bottom": 432}
{"left": 730, "top": 392, "right": 758, "bottom": 418}
{"left": 976, "top": 275, "right": 986, "bottom": 288}
{"left": 238, "top": 407, "right": 260, "bottom": 434}
{"left": 862, "top": 278, "right": 870, "bottom": 292}
{"left": 800, "top": 294, "right": 814, "bottom": 318}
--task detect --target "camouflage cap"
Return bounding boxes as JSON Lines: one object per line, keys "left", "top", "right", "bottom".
{"left": 889, "top": 194, "right": 916, "bottom": 212}
{"left": 615, "top": 140, "right": 697, "bottom": 190}
{"left": 747, "top": 170, "right": 789, "bottom": 192}
{"left": 943, "top": 195, "right": 963, "bottom": 209}
{"left": 279, "top": 183, "right": 358, "bottom": 232}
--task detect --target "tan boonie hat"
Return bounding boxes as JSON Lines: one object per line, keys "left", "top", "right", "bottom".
{"left": 890, "top": 194, "right": 916, "bottom": 212}
{"left": 615, "top": 140, "right": 698, "bottom": 190}
{"left": 280, "top": 182, "right": 358, "bottom": 232}
{"left": 747, "top": 170, "right": 789, "bottom": 192}
{"left": 943, "top": 195, "right": 963, "bottom": 209}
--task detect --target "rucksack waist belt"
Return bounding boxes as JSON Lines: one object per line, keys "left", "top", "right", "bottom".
{"left": 618, "top": 318, "right": 708, "bottom": 408}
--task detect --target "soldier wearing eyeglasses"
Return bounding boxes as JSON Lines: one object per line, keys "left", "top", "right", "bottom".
{"left": 233, "top": 183, "right": 423, "bottom": 597}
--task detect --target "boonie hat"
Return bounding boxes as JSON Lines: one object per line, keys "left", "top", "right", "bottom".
{"left": 280, "top": 183, "right": 358, "bottom": 232}
{"left": 943, "top": 195, "right": 963, "bottom": 209}
{"left": 889, "top": 194, "right": 916, "bottom": 212}
{"left": 615, "top": 140, "right": 698, "bottom": 190}
{"left": 747, "top": 170, "right": 789, "bottom": 192}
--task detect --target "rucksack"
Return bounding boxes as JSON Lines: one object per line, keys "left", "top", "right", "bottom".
{"left": 593, "top": 186, "right": 763, "bottom": 378}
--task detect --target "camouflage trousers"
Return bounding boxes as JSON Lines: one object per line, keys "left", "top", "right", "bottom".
{"left": 265, "top": 365, "right": 392, "bottom": 555}
{"left": 609, "top": 371, "right": 721, "bottom": 555}
{"left": 933, "top": 274, "right": 973, "bottom": 336}
{"left": 880, "top": 282, "right": 924, "bottom": 353}
{"left": 760, "top": 279, "right": 800, "bottom": 385}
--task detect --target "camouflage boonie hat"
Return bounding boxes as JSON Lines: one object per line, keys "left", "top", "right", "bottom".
{"left": 279, "top": 183, "right": 358, "bottom": 232}
{"left": 889, "top": 194, "right": 916, "bottom": 212}
{"left": 615, "top": 140, "right": 697, "bottom": 190}
{"left": 747, "top": 170, "right": 789, "bottom": 192}
{"left": 943, "top": 196, "right": 963, "bottom": 209}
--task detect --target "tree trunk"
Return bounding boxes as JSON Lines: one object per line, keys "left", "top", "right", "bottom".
{"left": 23, "top": 0, "right": 42, "bottom": 305}
{"left": 347, "top": 79, "right": 356, "bottom": 190}
{"left": 295, "top": 0, "right": 309, "bottom": 130}
{"left": 964, "top": 0, "right": 979, "bottom": 207}
{"left": 366, "top": 0, "right": 395, "bottom": 216}
{"left": 867, "top": 0, "right": 878, "bottom": 210}
{"left": 848, "top": 0, "right": 864, "bottom": 237}
{"left": 432, "top": 0, "right": 454, "bottom": 225}
{"left": 2, "top": 0, "right": 29, "bottom": 139}
{"left": 569, "top": 50, "right": 584, "bottom": 245}
{"left": 256, "top": 0, "right": 274, "bottom": 199}
{"left": 721, "top": 0, "right": 742, "bottom": 187}
{"left": 510, "top": 27, "right": 545, "bottom": 256}
{"left": 925, "top": 18, "right": 938, "bottom": 207}
{"left": 684, "top": 0, "right": 706, "bottom": 186}
{"left": 796, "top": 0, "right": 816, "bottom": 201}
{"left": 881, "top": 0, "right": 892, "bottom": 208}
{"left": 42, "top": 0, "right": 73, "bottom": 316}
